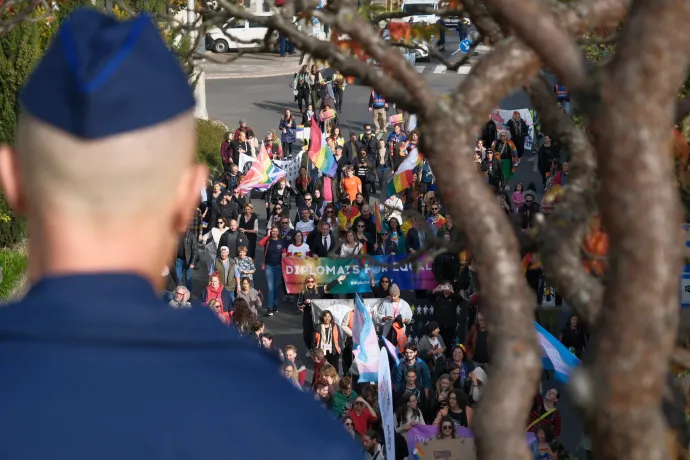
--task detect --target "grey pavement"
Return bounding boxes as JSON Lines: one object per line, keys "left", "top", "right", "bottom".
{"left": 203, "top": 68, "right": 586, "bottom": 458}
{"left": 203, "top": 52, "right": 304, "bottom": 80}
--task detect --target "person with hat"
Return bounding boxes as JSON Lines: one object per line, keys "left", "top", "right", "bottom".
{"left": 416, "top": 321, "right": 447, "bottom": 377}
{"left": 518, "top": 190, "right": 540, "bottom": 230}
{"left": 0, "top": 9, "right": 361, "bottom": 460}
{"left": 375, "top": 284, "right": 412, "bottom": 337}
{"left": 234, "top": 118, "right": 252, "bottom": 141}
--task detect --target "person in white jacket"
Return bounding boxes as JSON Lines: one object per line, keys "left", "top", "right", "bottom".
{"left": 469, "top": 366, "right": 487, "bottom": 403}
{"left": 375, "top": 284, "right": 412, "bottom": 337}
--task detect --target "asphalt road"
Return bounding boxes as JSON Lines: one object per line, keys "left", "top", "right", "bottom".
{"left": 202, "top": 67, "right": 586, "bottom": 457}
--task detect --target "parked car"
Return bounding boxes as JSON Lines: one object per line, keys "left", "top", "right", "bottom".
{"left": 206, "top": 12, "right": 275, "bottom": 53}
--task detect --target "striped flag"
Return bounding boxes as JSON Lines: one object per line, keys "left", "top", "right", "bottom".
{"left": 373, "top": 204, "right": 384, "bottom": 233}
{"left": 237, "top": 142, "right": 286, "bottom": 195}
{"left": 386, "top": 147, "right": 422, "bottom": 197}
{"left": 535, "top": 321, "right": 580, "bottom": 382}
{"left": 352, "top": 294, "right": 380, "bottom": 383}
{"left": 307, "top": 117, "right": 338, "bottom": 177}
{"left": 382, "top": 336, "right": 400, "bottom": 366}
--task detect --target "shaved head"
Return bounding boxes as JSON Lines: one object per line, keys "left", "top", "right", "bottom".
{"left": 15, "top": 112, "right": 196, "bottom": 218}
{"left": 0, "top": 111, "right": 208, "bottom": 286}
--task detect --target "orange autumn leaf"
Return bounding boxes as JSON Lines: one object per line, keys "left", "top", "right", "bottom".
{"left": 674, "top": 128, "right": 690, "bottom": 167}
{"left": 582, "top": 228, "right": 609, "bottom": 277}
{"left": 389, "top": 22, "right": 411, "bottom": 41}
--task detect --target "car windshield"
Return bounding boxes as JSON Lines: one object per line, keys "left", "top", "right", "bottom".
{"left": 402, "top": 4, "right": 432, "bottom": 13}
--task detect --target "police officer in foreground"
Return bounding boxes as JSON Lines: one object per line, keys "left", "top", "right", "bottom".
{"left": 0, "top": 9, "right": 361, "bottom": 459}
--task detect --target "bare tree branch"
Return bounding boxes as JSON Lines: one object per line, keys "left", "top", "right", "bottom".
{"left": 576, "top": 0, "right": 690, "bottom": 458}
{"left": 484, "top": 0, "right": 590, "bottom": 90}
{"left": 421, "top": 112, "right": 542, "bottom": 460}
{"left": 527, "top": 75, "right": 603, "bottom": 324}
{"left": 461, "top": 0, "right": 504, "bottom": 44}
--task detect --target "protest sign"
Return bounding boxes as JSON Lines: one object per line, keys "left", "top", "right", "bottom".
{"left": 405, "top": 425, "right": 536, "bottom": 456}
{"left": 273, "top": 151, "right": 303, "bottom": 183}
{"left": 378, "top": 347, "right": 395, "bottom": 460}
{"left": 281, "top": 255, "right": 437, "bottom": 294}
{"left": 310, "top": 298, "right": 383, "bottom": 327}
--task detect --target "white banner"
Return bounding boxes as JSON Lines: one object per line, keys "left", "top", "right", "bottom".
{"left": 273, "top": 151, "right": 304, "bottom": 183}
{"left": 378, "top": 346, "right": 396, "bottom": 460}
{"left": 491, "top": 108, "right": 535, "bottom": 151}
{"left": 238, "top": 152, "right": 255, "bottom": 175}
{"left": 311, "top": 298, "right": 384, "bottom": 327}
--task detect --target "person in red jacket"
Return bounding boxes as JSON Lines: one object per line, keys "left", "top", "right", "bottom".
{"left": 285, "top": 345, "right": 307, "bottom": 387}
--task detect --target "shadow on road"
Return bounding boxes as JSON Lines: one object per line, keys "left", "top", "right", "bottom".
{"left": 253, "top": 100, "right": 299, "bottom": 115}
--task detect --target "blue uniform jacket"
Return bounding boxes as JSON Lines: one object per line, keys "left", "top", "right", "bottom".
{"left": 0, "top": 273, "right": 362, "bottom": 459}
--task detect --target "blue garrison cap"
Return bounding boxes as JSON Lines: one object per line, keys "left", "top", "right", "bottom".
{"left": 19, "top": 8, "right": 196, "bottom": 139}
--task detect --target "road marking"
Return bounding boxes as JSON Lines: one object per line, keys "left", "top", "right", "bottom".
{"left": 415, "top": 65, "right": 426, "bottom": 73}
{"left": 527, "top": 155, "right": 539, "bottom": 172}
{"left": 433, "top": 65, "right": 447, "bottom": 74}
{"left": 457, "top": 65, "right": 472, "bottom": 75}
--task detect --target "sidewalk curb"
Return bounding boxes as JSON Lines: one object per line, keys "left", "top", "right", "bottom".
{"left": 206, "top": 67, "right": 300, "bottom": 80}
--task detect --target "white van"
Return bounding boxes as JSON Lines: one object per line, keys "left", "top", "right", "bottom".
{"left": 399, "top": 0, "right": 439, "bottom": 24}
{"left": 205, "top": 12, "right": 274, "bottom": 53}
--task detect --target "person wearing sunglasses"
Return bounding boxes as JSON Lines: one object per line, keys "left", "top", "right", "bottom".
{"left": 425, "top": 199, "right": 446, "bottom": 236}
{"left": 297, "top": 274, "right": 345, "bottom": 357}
{"left": 341, "top": 415, "right": 360, "bottom": 441}
{"left": 437, "top": 416, "right": 457, "bottom": 440}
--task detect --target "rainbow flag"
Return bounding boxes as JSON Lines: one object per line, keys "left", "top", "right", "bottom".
{"left": 386, "top": 147, "right": 422, "bottom": 197}
{"left": 412, "top": 444, "right": 423, "bottom": 460}
{"left": 373, "top": 204, "right": 384, "bottom": 233}
{"left": 237, "top": 142, "right": 286, "bottom": 194}
{"left": 308, "top": 117, "right": 338, "bottom": 177}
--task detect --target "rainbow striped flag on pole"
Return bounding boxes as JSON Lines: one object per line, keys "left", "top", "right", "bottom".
{"left": 386, "top": 147, "right": 422, "bottom": 197}
{"left": 308, "top": 117, "right": 338, "bottom": 177}
{"left": 237, "top": 142, "right": 286, "bottom": 195}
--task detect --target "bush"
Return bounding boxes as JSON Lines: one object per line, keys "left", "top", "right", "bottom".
{"left": 0, "top": 242, "right": 28, "bottom": 301}
{"left": 197, "top": 118, "right": 227, "bottom": 171}
{"left": 0, "top": 192, "right": 25, "bottom": 248}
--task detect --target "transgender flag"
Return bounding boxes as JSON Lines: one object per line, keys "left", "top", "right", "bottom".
{"left": 352, "top": 294, "right": 381, "bottom": 383}
{"left": 535, "top": 321, "right": 580, "bottom": 382}
{"left": 308, "top": 117, "right": 338, "bottom": 177}
{"left": 386, "top": 147, "right": 422, "bottom": 197}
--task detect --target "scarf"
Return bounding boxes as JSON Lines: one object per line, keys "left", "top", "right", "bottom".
{"left": 513, "top": 118, "right": 523, "bottom": 137}
{"left": 205, "top": 284, "right": 223, "bottom": 303}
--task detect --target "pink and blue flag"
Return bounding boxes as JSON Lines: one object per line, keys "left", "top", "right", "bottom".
{"left": 352, "top": 294, "right": 380, "bottom": 383}
{"left": 382, "top": 336, "right": 400, "bottom": 366}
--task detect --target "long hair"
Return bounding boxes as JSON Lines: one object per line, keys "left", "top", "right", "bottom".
{"left": 232, "top": 298, "right": 256, "bottom": 332}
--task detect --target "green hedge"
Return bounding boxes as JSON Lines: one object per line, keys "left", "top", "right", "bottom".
{"left": 197, "top": 118, "right": 227, "bottom": 172}
{"left": 0, "top": 243, "right": 27, "bottom": 300}
{"left": 0, "top": 191, "right": 25, "bottom": 248}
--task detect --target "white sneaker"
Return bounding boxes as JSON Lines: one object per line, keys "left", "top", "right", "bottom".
{"left": 305, "top": 349, "right": 312, "bottom": 358}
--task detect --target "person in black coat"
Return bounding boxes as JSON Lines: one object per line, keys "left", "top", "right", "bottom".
{"left": 481, "top": 114, "right": 498, "bottom": 148}
{"left": 537, "top": 135, "right": 560, "bottom": 189}
{"left": 310, "top": 221, "right": 339, "bottom": 257}
{"left": 343, "top": 132, "right": 361, "bottom": 164}
{"left": 429, "top": 283, "right": 468, "bottom": 355}
{"left": 481, "top": 151, "right": 505, "bottom": 191}
{"left": 406, "top": 219, "right": 426, "bottom": 253}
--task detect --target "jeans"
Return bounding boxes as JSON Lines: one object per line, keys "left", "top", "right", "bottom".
{"left": 282, "top": 141, "right": 293, "bottom": 158}
{"left": 376, "top": 166, "right": 390, "bottom": 191}
{"left": 175, "top": 257, "right": 193, "bottom": 291}
{"left": 265, "top": 264, "right": 283, "bottom": 311}
{"left": 334, "top": 90, "right": 343, "bottom": 111}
